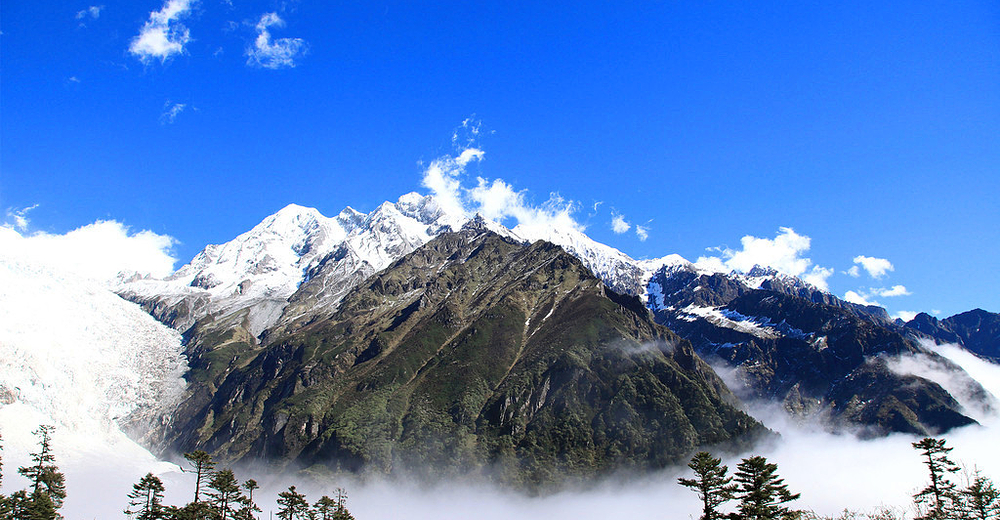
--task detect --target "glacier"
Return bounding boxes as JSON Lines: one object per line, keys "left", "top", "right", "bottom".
{"left": 0, "top": 228, "right": 188, "bottom": 516}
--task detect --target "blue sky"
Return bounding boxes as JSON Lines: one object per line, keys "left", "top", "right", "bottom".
{"left": 2, "top": 1, "right": 998, "bottom": 318}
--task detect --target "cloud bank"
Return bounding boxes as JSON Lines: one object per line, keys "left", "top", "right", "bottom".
{"left": 0, "top": 220, "right": 178, "bottom": 285}
{"left": 129, "top": 0, "right": 194, "bottom": 63}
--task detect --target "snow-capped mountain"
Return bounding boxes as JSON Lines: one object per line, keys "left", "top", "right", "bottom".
{"left": 119, "top": 190, "right": 885, "bottom": 345}
{"left": 118, "top": 193, "right": 467, "bottom": 336}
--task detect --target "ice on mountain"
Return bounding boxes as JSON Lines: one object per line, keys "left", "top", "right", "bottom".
{"left": 0, "top": 242, "right": 187, "bottom": 463}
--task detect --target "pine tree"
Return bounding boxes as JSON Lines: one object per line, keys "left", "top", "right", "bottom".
{"left": 678, "top": 451, "right": 738, "bottom": 520}
{"left": 18, "top": 425, "right": 67, "bottom": 519}
{"left": 276, "top": 486, "right": 310, "bottom": 520}
{"left": 332, "top": 488, "right": 354, "bottom": 520}
{"left": 169, "top": 501, "right": 216, "bottom": 520}
{"left": 733, "top": 455, "right": 800, "bottom": 520}
{"left": 236, "top": 479, "right": 262, "bottom": 520}
{"left": 183, "top": 450, "right": 217, "bottom": 504}
{"left": 7, "top": 490, "right": 30, "bottom": 518}
{"left": 125, "top": 473, "right": 167, "bottom": 520}
{"left": 912, "top": 438, "right": 961, "bottom": 520}
{"left": 207, "top": 469, "right": 244, "bottom": 520}
{"left": 314, "top": 496, "right": 337, "bottom": 520}
{"left": 960, "top": 470, "right": 1000, "bottom": 520}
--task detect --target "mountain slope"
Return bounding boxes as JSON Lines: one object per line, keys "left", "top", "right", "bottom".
{"left": 645, "top": 263, "right": 990, "bottom": 435}
{"left": 905, "top": 309, "right": 1000, "bottom": 362}
{"left": 154, "top": 225, "right": 764, "bottom": 487}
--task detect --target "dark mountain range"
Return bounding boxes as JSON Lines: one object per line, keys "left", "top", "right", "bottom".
{"left": 646, "top": 265, "right": 989, "bottom": 435}
{"left": 904, "top": 309, "right": 1000, "bottom": 363}
{"left": 151, "top": 224, "right": 764, "bottom": 487}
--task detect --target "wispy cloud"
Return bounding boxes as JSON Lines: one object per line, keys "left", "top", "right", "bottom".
{"left": 695, "top": 227, "right": 834, "bottom": 291}
{"left": 892, "top": 310, "right": 918, "bottom": 322}
{"left": 160, "top": 102, "right": 186, "bottom": 124}
{"left": 844, "top": 285, "right": 911, "bottom": 308}
{"left": 4, "top": 205, "right": 39, "bottom": 232}
{"left": 76, "top": 5, "right": 103, "bottom": 20}
{"left": 611, "top": 212, "right": 631, "bottom": 234}
{"left": 635, "top": 225, "right": 649, "bottom": 242}
{"left": 853, "top": 255, "right": 894, "bottom": 279}
{"left": 245, "top": 12, "right": 307, "bottom": 69}
{"left": 129, "top": 0, "right": 195, "bottom": 63}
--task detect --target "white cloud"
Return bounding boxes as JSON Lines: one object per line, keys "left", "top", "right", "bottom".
{"left": 129, "top": 0, "right": 194, "bottom": 63}
{"left": 694, "top": 227, "right": 833, "bottom": 291}
{"left": 635, "top": 225, "right": 649, "bottom": 242}
{"left": 452, "top": 117, "right": 483, "bottom": 147}
{"left": 844, "top": 285, "right": 911, "bottom": 310}
{"left": 5, "top": 204, "right": 39, "bottom": 232}
{"left": 421, "top": 148, "right": 484, "bottom": 225}
{"left": 0, "top": 221, "right": 177, "bottom": 285}
{"left": 245, "top": 12, "right": 307, "bottom": 69}
{"left": 611, "top": 213, "right": 630, "bottom": 234}
{"left": 875, "top": 285, "right": 911, "bottom": 297}
{"left": 467, "top": 177, "right": 582, "bottom": 235}
{"left": 76, "top": 5, "right": 103, "bottom": 20}
{"left": 843, "top": 290, "right": 878, "bottom": 307}
{"left": 160, "top": 102, "right": 186, "bottom": 124}
{"left": 846, "top": 265, "right": 860, "bottom": 278}
{"left": 801, "top": 266, "right": 834, "bottom": 290}
{"left": 892, "top": 310, "right": 918, "bottom": 322}
{"left": 853, "top": 255, "right": 894, "bottom": 279}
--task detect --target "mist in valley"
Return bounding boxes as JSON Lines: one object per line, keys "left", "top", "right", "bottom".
{"left": 3, "top": 341, "right": 997, "bottom": 520}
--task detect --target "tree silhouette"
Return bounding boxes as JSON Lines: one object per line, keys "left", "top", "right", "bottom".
{"left": 183, "top": 450, "right": 217, "bottom": 504}
{"left": 207, "top": 469, "right": 244, "bottom": 520}
{"left": 332, "top": 487, "right": 354, "bottom": 520}
{"left": 733, "top": 455, "right": 800, "bottom": 520}
{"left": 912, "top": 437, "right": 960, "bottom": 520}
{"left": 314, "top": 495, "right": 337, "bottom": 520}
{"left": 236, "top": 479, "right": 262, "bottom": 520}
{"left": 960, "top": 469, "right": 1000, "bottom": 520}
{"left": 125, "top": 473, "right": 167, "bottom": 520}
{"left": 276, "top": 485, "right": 310, "bottom": 520}
{"left": 678, "top": 451, "right": 737, "bottom": 520}
{"left": 18, "top": 425, "right": 66, "bottom": 519}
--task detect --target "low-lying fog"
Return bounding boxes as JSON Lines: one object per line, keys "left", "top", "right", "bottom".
{"left": 2, "top": 342, "right": 997, "bottom": 520}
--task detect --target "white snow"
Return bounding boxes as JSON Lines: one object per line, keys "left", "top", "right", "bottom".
{"left": 0, "top": 236, "right": 188, "bottom": 516}
{"left": 118, "top": 193, "right": 468, "bottom": 334}
{"left": 677, "top": 304, "right": 783, "bottom": 339}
